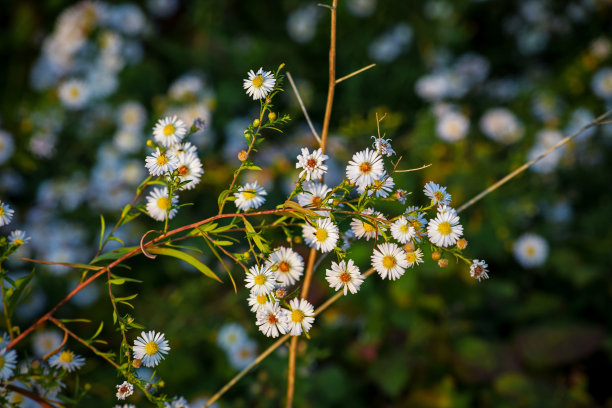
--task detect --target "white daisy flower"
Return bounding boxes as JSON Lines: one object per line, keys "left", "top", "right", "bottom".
{"left": 58, "top": 79, "right": 90, "bottom": 110}
{"left": 346, "top": 148, "right": 384, "bottom": 188}
{"left": 243, "top": 67, "right": 276, "bottom": 100}
{"left": 234, "top": 181, "right": 267, "bottom": 211}
{"left": 394, "top": 189, "right": 408, "bottom": 204}
{"left": 390, "top": 216, "right": 416, "bottom": 244}
{"left": 168, "top": 141, "right": 198, "bottom": 157}
{"left": 325, "top": 259, "right": 365, "bottom": 295}
{"left": 371, "top": 242, "right": 409, "bottom": 280}
{"left": 423, "top": 181, "right": 451, "bottom": 206}
{"left": 153, "top": 116, "right": 187, "bottom": 148}
{"left": 371, "top": 136, "right": 396, "bottom": 157}
{"left": 436, "top": 111, "right": 469, "bottom": 143}
{"left": 0, "top": 348, "right": 17, "bottom": 380}
{"left": 0, "top": 201, "right": 14, "bottom": 227}
{"left": 296, "top": 148, "right": 328, "bottom": 181}
{"left": 427, "top": 209, "right": 463, "bottom": 248}
{"left": 227, "top": 338, "right": 257, "bottom": 370}
{"left": 247, "top": 291, "right": 275, "bottom": 314}
{"left": 405, "top": 248, "right": 424, "bottom": 267}
{"left": 256, "top": 302, "right": 288, "bottom": 338}
{"left": 405, "top": 210, "right": 428, "bottom": 242}
{"left": 116, "top": 381, "right": 134, "bottom": 400}
{"left": 245, "top": 265, "right": 276, "bottom": 296}
{"left": 33, "top": 330, "right": 63, "bottom": 358}
{"left": 118, "top": 101, "right": 146, "bottom": 130}
{"left": 302, "top": 217, "right": 339, "bottom": 253}
{"left": 265, "top": 247, "right": 304, "bottom": 287}
{"left": 357, "top": 172, "right": 395, "bottom": 197}
{"left": 174, "top": 151, "right": 204, "bottom": 190}
{"left": 115, "top": 405, "right": 136, "bottom": 408}
{"left": 8, "top": 230, "right": 30, "bottom": 246}
{"left": 296, "top": 181, "right": 332, "bottom": 211}
{"left": 513, "top": 233, "right": 549, "bottom": 268}
{"left": 470, "top": 259, "right": 489, "bottom": 281}
{"left": 133, "top": 330, "right": 170, "bottom": 367}
{"left": 350, "top": 208, "right": 386, "bottom": 241}
{"left": 217, "top": 323, "right": 247, "bottom": 352}
{"left": 49, "top": 349, "right": 85, "bottom": 372}
{"left": 284, "top": 298, "right": 315, "bottom": 336}
{"left": 145, "top": 187, "right": 178, "bottom": 221}
{"left": 164, "top": 396, "right": 189, "bottom": 408}
{"left": 145, "top": 148, "right": 179, "bottom": 176}
{"left": 479, "top": 108, "right": 524, "bottom": 144}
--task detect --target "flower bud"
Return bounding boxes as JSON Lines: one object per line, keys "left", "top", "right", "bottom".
{"left": 431, "top": 251, "right": 441, "bottom": 261}
{"left": 238, "top": 150, "right": 248, "bottom": 162}
{"left": 403, "top": 242, "right": 415, "bottom": 252}
{"left": 146, "top": 139, "right": 155, "bottom": 148}
{"left": 242, "top": 251, "right": 251, "bottom": 259}
{"left": 132, "top": 359, "right": 142, "bottom": 368}
{"left": 275, "top": 288, "right": 287, "bottom": 298}
{"left": 293, "top": 236, "right": 303, "bottom": 244}
{"left": 438, "top": 259, "right": 448, "bottom": 268}
{"left": 268, "top": 112, "right": 277, "bottom": 121}
{"left": 456, "top": 238, "right": 468, "bottom": 250}
{"left": 253, "top": 118, "right": 260, "bottom": 127}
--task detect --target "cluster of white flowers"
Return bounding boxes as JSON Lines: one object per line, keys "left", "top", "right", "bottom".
{"left": 243, "top": 247, "right": 315, "bottom": 338}
{"left": 144, "top": 116, "right": 204, "bottom": 221}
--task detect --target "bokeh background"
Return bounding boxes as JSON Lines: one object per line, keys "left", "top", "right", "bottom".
{"left": 1, "top": 0, "right": 612, "bottom": 406}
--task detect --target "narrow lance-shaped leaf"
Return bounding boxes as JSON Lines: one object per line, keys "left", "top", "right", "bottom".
{"left": 146, "top": 247, "right": 222, "bottom": 282}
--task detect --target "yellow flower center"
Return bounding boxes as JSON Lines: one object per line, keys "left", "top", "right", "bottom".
{"left": 228, "top": 334, "right": 236, "bottom": 343}
{"left": 0, "top": 356, "right": 4, "bottom": 369}
{"left": 434, "top": 191, "right": 445, "bottom": 201}
{"left": 408, "top": 219, "right": 421, "bottom": 230}
{"left": 374, "top": 179, "right": 383, "bottom": 189}
{"left": 399, "top": 224, "right": 410, "bottom": 233}
{"left": 156, "top": 154, "right": 169, "bottom": 166}
{"left": 311, "top": 196, "right": 322, "bottom": 206}
{"left": 437, "top": 222, "right": 451, "bottom": 235}
{"left": 59, "top": 350, "right": 74, "bottom": 363}
{"left": 157, "top": 197, "right": 171, "bottom": 210}
{"left": 278, "top": 261, "right": 290, "bottom": 273}
{"left": 252, "top": 75, "right": 264, "bottom": 88}
{"left": 267, "top": 313, "right": 278, "bottom": 324}
{"left": 242, "top": 190, "right": 256, "bottom": 200}
{"left": 291, "top": 309, "right": 305, "bottom": 323}
{"left": 239, "top": 348, "right": 251, "bottom": 358}
{"left": 406, "top": 252, "right": 417, "bottom": 263}
{"left": 315, "top": 228, "right": 328, "bottom": 242}
{"left": 339, "top": 271, "right": 351, "bottom": 283}
{"left": 163, "top": 124, "right": 176, "bottom": 136}
{"left": 526, "top": 246, "right": 536, "bottom": 256}
{"left": 256, "top": 294, "right": 267, "bottom": 305}
{"left": 145, "top": 341, "right": 159, "bottom": 355}
{"left": 69, "top": 87, "right": 80, "bottom": 99}
{"left": 359, "top": 162, "right": 372, "bottom": 173}
{"left": 0, "top": 207, "right": 4, "bottom": 216}
{"left": 254, "top": 274, "right": 266, "bottom": 285}
{"left": 362, "top": 221, "right": 376, "bottom": 233}
{"left": 14, "top": 238, "right": 24, "bottom": 245}
{"left": 382, "top": 255, "right": 396, "bottom": 269}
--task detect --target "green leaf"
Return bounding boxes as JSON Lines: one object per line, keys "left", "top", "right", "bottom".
{"left": 7, "top": 270, "right": 34, "bottom": 317}
{"left": 89, "top": 322, "right": 104, "bottom": 341}
{"left": 218, "top": 189, "right": 231, "bottom": 210}
{"left": 242, "top": 217, "right": 268, "bottom": 252}
{"left": 146, "top": 247, "right": 222, "bottom": 282}
{"left": 99, "top": 215, "right": 105, "bottom": 251}
{"left": 92, "top": 246, "right": 138, "bottom": 264}
{"left": 59, "top": 318, "right": 92, "bottom": 324}
{"left": 107, "top": 235, "right": 124, "bottom": 246}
